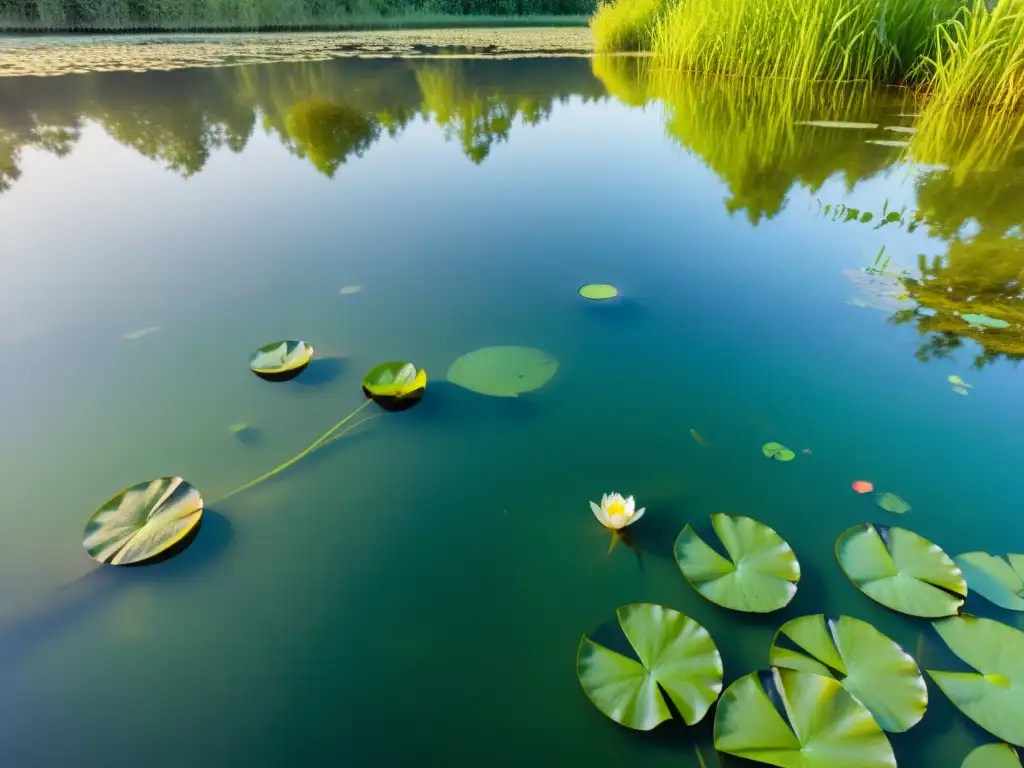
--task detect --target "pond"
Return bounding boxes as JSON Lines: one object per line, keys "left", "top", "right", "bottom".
{"left": 1, "top": 28, "right": 1023, "bottom": 768}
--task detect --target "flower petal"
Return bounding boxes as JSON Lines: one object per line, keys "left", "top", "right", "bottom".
{"left": 606, "top": 515, "right": 626, "bottom": 530}
{"left": 590, "top": 501, "right": 609, "bottom": 526}
{"left": 624, "top": 496, "right": 635, "bottom": 516}
{"left": 626, "top": 507, "right": 646, "bottom": 526}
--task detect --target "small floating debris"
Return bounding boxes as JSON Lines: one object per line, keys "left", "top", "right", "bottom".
{"left": 230, "top": 422, "right": 249, "bottom": 434}
{"left": 884, "top": 126, "right": 918, "bottom": 135}
{"left": 796, "top": 121, "right": 879, "bottom": 130}
{"left": 801, "top": 448, "right": 812, "bottom": 455}
{"left": 339, "top": 285, "right": 362, "bottom": 295}
{"left": 690, "top": 428, "right": 707, "bottom": 446}
{"left": 762, "top": 442, "right": 796, "bottom": 462}
{"left": 578, "top": 284, "right": 619, "bottom": 301}
{"left": 876, "top": 491, "right": 911, "bottom": 515}
{"left": 249, "top": 340, "right": 314, "bottom": 382}
{"left": 962, "top": 313, "right": 1010, "bottom": 329}
{"left": 852, "top": 480, "right": 874, "bottom": 494}
{"left": 122, "top": 326, "right": 160, "bottom": 340}
{"left": 952, "top": 386, "right": 970, "bottom": 396}
{"left": 947, "top": 375, "right": 972, "bottom": 388}
{"left": 866, "top": 139, "right": 911, "bottom": 148}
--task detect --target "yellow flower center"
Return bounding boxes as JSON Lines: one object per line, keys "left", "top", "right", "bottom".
{"left": 607, "top": 500, "right": 626, "bottom": 519}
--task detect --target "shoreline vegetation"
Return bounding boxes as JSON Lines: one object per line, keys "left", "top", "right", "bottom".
{"left": 592, "top": 0, "right": 1024, "bottom": 112}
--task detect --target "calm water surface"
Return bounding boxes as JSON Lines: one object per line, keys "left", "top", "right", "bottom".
{"left": 1, "top": 32, "right": 1023, "bottom": 768}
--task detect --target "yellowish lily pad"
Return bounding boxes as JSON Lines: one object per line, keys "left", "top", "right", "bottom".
{"left": 249, "top": 340, "right": 314, "bottom": 381}
{"left": 361, "top": 361, "right": 426, "bottom": 410}
{"left": 578, "top": 284, "right": 619, "bottom": 300}
{"left": 876, "top": 492, "right": 911, "bottom": 515}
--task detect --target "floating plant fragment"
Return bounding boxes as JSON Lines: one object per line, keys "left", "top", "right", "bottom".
{"left": 866, "top": 139, "right": 911, "bottom": 148}
{"left": 852, "top": 481, "right": 874, "bottom": 494}
{"left": 674, "top": 514, "right": 800, "bottom": 613}
{"left": 835, "top": 523, "right": 965, "bottom": 618}
{"left": 884, "top": 126, "right": 918, "bottom": 135}
{"left": 953, "top": 386, "right": 970, "bottom": 396}
{"left": 796, "top": 121, "right": 880, "bottom": 130}
{"left": 713, "top": 668, "right": 896, "bottom": 767}
{"left": 762, "top": 442, "right": 795, "bottom": 462}
{"left": 962, "top": 313, "right": 1010, "bottom": 329}
{"left": 948, "top": 375, "right": 972, "bottom": 388}
{"left": 121, "top": 326, "right": 160, "bottom": 341}
{"left": 446, "top": 346, "right": 558, "bottom": 397}
{"left": 954, "top": 552, "right": 1024, "bottom": 611}
{"left": 578, "top": 284, "right": 619, "bottom": 300}
{"left": 249, "top": 340, "right": 314, "bottom": 381}
{"left": 590, "top": 492, "right": 645, "bottom": 530}
{"left": 83, "top": 477, "right": 203, "bottom": 565}
{"left": 339, "top": 285, "right": 362, "bottom": 294}
{"left": 876, "top": 492, "right": 911, "bottom": 515}
{"left": 361, "top": 361, "right": 427, "bottom": 410}
{"left": 962, "top": 744, "right": 1022, "bottom": 768}
{"left": 928, "top": 616, "right": 1024, "bottom": 747}
{"left": 577, "top": 603, "right": 723, "bottom": 731}
{"left": 769, "top": 614, "right": 927, "bottom": 732}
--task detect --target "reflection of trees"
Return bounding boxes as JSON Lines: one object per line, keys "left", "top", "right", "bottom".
{"left": 0, "top": 57, "right": 602, "bottom": 192}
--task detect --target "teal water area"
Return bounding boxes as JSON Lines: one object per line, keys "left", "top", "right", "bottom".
{"left": 1, "top": 39, "right": 1023, "bottom": 767}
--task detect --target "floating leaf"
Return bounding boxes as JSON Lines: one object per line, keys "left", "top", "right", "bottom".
{"left": 929, "top": 616, "right": 1024, "bottom": 747}
{"left": 962, "top": 744, "right": 1021, "bottom": 768}
{"left": 836, "top": 523, "right": 965, "bottom": 617}
{"left": 83, "top": 477, "right": 203, "bottom": 566}
{"left": 963, "top": 313, "right": 1010, "bottom": 329}
{"left": 884, "top": 126, "right": 918, "bottom": 135}
{"left": 579, "top": 284, "right": 619, "bottom": 300}
{"left": 797, "top": 121, "right": 880, "bottom": 130}
{"left": 577, "top": 603, "right": 723, "bottom": 731}
{"left": 675, "top": 514, "right": 800, "bottom": 613}
{"left": 948, "top": 375, "right": 972, "bottom": 388}
{"left": 954, "top": 552, "right": 1024, "bottom": 611}
{"left": 339, "top": 285, "right": 362, "bottom": 294}
{"left": 852, "top": 481, "right": 874, "bottom": 494}
{"left": 230, "top": 422, "right": 249, "bottom": 434}
{"left": 249, "top": 340, "right": 314, "bottom": 381}
{"left": 447, "top": 346, "right": 558, "bottom": 398}
{"left": 122, "top": 325, "right": 160, "bottom": 341}
{"left": 770, "top": 614, "right": 927, "bottom": 732}
{"left": 876, "top": 492, "right": 911, "bottom": 515}
{"left": 714, "top": 668, "right": 896, "bottom": 767}
{"left": 361, "top": 361, "right": 426, "bottom": 410}
{"left": 762, "top": 442, "right": 796, "bottom": 462}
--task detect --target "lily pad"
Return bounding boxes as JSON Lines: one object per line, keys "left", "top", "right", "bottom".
{"left": 963, "top": 313, "right": 1010, "bottom": 329}
{"left": 577, "top": 603, "right": 723, "bottom": 731}
{"left": 769, "top": 614, "right": 927, "bottom": 732}
{"left": 83, "top": 477, "right": 204, "bottom": 566}
{"left": 249, "top": 340, "right": 314, "bottom": 382}
{"left": 674, "top": 514, "right": 800, "bottom": 613}
{"left": 762, "top": 442, "right": 796, "bottom": 462}
{"left": 446, "top": 346, "right": 558, "bottom": 398}
{"left": 836, "top": 523, "right": 966, "bottom": 617}
{"left": 797, "top": 121, "right": 880, "bottom": 130}
{"left": 963, "top": 744, "right": 1021, "bottom": 768}
{"left": 876, "top": 492, "right": 911, "bottom": 515}
{"left": 929, "top": 616, "right": 1024, "bottom": 747}
{"left": 714, "top": 668, "right": 897, "bottom": 767}
{"left": 361, "top": 361, "right": 426, "bottom": 410}
{"left": 954, "top": 552, "right": 1024, "bottom": 611}
{"left": 579, "top": 284, "right": 619, "bottom": 300}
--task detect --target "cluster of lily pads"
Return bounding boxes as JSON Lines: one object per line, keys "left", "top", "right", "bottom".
{"left": 577, "top": 507, "right": 1024, "bottom": 765}
{"left": 82, "top": 336, "right": 561, "bottom": 567}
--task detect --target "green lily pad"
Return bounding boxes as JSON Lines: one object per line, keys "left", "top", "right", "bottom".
{"left": 929, "top": 616, "right": 1024, "bottom": 747}
{"left": 836, "top": 523, "right": 965, "bottom": 617}
{"left": 769, "top": 614, "right": 927, "bottom": 732}
{"left": 249, "top": 340, "right": 314, "bottom": 381}
{"left": 762, "top": 442, "right": 796, "bottom": 462}
{"left": 361, "top": 361, "right": 426, "bottom": 410}
{"left": 963, "top": 313, "right": 1010, "bottom": 329}
{"left": 714, "top": 668, "right": 897, "bottom": 767}
{"left": 963, "top": 744, "right": 1021, "bottom": 768}
{"left": 230, "top": 422, "right": 249, "bottom": 434}
{"left": 674, "top": 514, "right": 800, "bottom": 613}
{"left": 446, "top": 346, "right": 558, "bottom": 398}
{"left": 876, "top": 492, "right": 911, "bottom": 515}
{"left": 578, "top": 283, "right": 619, "bottom": 300}
{"left": 797, "top": 121, "right": 880, "bottom": 130}
{"left": 83, "top": 477, "right": 204, "bottom": 566}
{"left": 577, "top": 603, "right": 723, "bottom": 731}
{"left": 954, "top": 552, "right": 1024, "bottom": 611}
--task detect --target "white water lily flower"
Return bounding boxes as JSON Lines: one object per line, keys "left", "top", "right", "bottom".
{"left": 590, "top": 493, "right": 645, "bottom": 530}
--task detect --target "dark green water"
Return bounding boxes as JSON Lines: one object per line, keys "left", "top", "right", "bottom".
{"left": 1, "top": 38, "right": 1024, "bottom": 768}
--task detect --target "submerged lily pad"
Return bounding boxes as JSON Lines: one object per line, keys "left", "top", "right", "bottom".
{"left": 83, "top": 477, "right": 204, "bottom": 566}
{"left": 954, "top": 552, "right": 1024, "bottom": 611}
{"left": 836, "top": 523, "right": 966, "bottom": 617}
{"left": 929, "top": 616, "right": 1024, "bottom": 747}
{"left": 876, "top": 492, "right": 911, "bottom": 515}
{"left": 361, "top": 361, "right": 426, "bottom": 410}
{"left": 963, "top": 313, "right": 1011, "bottom": 329}
{"left": 249, "top": 340, "right": 314, "bottom": 381}
{"left": 797, "top": 120, "right": 880, "bottom": 130}
{"left": 770, "top": 614, "right": 927, "bottom": 732}
{"left": 579, "top": 284, "right": 619, "bottom": 300}
{"left": 577, "top": 603, "right": 723, "bottom": 731}
{"left": 714, "top": 668, "right": 896, "bottom": 767}
{"left": 762, "top": 442, "right": 796, "bottom": 462}
{"left": 675, "top": 514, "right": 800, "bottom": 613}
{"left": 446, "top": 346, "right": 558, "bottom": 398}
{"left": 962, "top": 744, "right": 1021, "bottom": 768}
